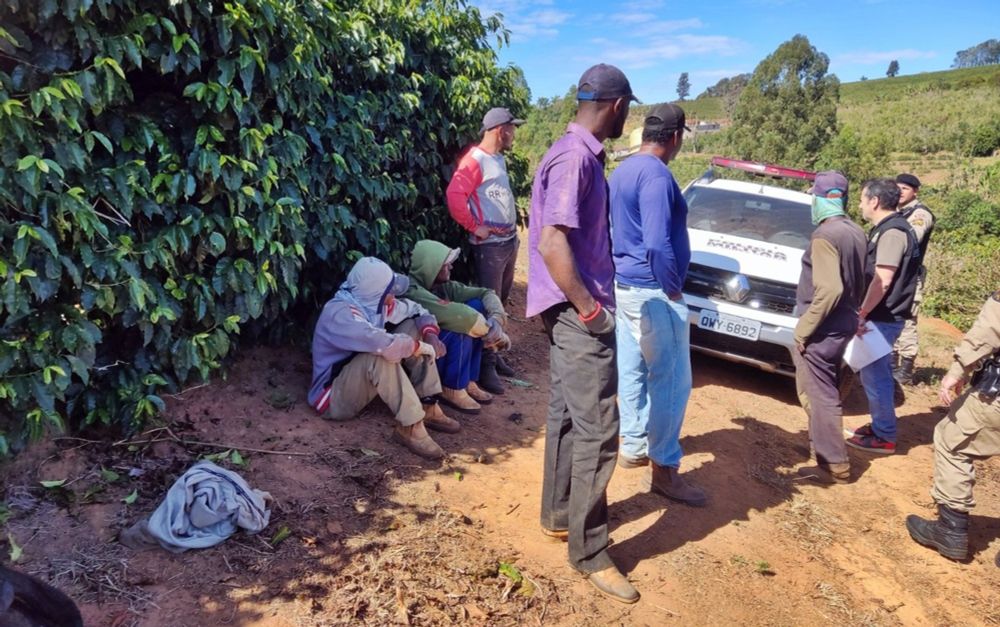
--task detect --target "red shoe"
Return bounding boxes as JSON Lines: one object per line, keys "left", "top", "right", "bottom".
{"left": 846, "top": 432, "right": 895, "bottom": 455}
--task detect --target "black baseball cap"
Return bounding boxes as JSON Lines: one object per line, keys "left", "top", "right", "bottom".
{"left": 644, "top": 103, "right": 690, "bottom": 133}
{"left": 576, "top": 64, "right": 640, "bottom": 103}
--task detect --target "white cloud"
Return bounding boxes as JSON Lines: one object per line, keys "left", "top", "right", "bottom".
{"left": 604, "top": 34, "right": 745, "bottom": 68}
{"left": 504, "top": 9, "right": 572, "bottom": 42}
{"left": 834, "top": 49, "right": 938, "bottom": 65}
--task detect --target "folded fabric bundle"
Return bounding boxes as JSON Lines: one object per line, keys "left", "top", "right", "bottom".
{"left": 120, "top": 461, "right": 272, "bottom": 553}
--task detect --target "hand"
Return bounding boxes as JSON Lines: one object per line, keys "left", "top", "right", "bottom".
{"left": 795, "top": 341, "right": 806, "bottom": 354}
{"left": 483, "top": 318, "right": 505, "bottom": 345}
{"left": 413, "top": 341, "right": 437, "bottom": 358}
{"left": 473, "top": 225, "right": 492, "bottom": 241}
{"left": 579, "top": 302, "right": 615, "bottom": 336}
{"left": 423, "top": 333, "right": 447, "bottom": 359}
{"left": 855, "top": 319, "right": 870, "bottom": 337}
{"left": 939, "top": 374, "right": 964, "bottom": 406}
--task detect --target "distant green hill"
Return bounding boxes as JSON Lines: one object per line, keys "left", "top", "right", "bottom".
{"left": 840, "top": 64, "right": 1000, "bottom": 103}
{"left": 838, "top": 64, "right": 1000, "bottom": 154}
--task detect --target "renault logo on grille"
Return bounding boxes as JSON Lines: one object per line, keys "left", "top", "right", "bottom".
{"left": 723, "top": 274, "right": 751, "bottom": 303}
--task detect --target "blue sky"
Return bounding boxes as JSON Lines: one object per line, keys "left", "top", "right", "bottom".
{"left": 471, "top": 0, "right": 1000, "bottom": 105}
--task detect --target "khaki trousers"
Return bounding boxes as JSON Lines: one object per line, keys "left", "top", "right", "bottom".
{"left": 323, "top": 320, "right": 441, "bottom": 426}
{"left": 894, "top": 269, "right": 924, "bottom": 359}
{"left": 931, "top": 389, "right": 1000, "bottom": 512}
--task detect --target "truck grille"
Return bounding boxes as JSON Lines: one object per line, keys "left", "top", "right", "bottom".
{"left": 683, "top": 263, "right": 797, "bottom": 314}
{"left": 690, "top": 327, "right": 796, "bottom": 374}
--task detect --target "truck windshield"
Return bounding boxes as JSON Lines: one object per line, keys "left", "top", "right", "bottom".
{"left": 684, "top": 186, "right": 815, "bottom": 250}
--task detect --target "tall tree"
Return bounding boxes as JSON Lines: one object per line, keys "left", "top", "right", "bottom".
{"left": 952, "top": 39, "right": 1000, "bottom": 68}
{"left": 727, "top": 35, "right": 840, "bottom": 168}
{"left": 886, "top": 60, "right": 899, "bottom": 77}
{"left": 676, "top": 72, "right": 691, "bottom": 101}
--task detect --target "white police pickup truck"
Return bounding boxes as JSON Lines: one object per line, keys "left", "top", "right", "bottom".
{"left": 681, "top": 157, "right": 817, "bottom": 376}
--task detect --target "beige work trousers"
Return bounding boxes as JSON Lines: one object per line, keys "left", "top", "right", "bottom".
{"left": 323, "top": 320, "right": 441, "bottom": 426}
{"left": 894, "top": 269, "right": 925, "bottom": 359}
{"left": 931, "top": 388, "right": 1000, "bottom": 512}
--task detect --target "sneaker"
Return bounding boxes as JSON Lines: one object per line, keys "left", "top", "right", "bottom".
{"left": 843, "top": 423, "right": 874, "bottom": 439}
{"left": 845, "top": 432, "right": 896, "bottom": 455}
{"left": 617, "top": 454, "right": 649, "bottom": 469}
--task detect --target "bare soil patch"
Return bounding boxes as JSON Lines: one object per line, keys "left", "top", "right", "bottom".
{"left": 3, "top": 242, "right": 999, "bottom": 626}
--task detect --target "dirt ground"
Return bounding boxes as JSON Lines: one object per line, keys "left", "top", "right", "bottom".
{"left": 4, "top": 241, "right": 1000, "bottom": 627}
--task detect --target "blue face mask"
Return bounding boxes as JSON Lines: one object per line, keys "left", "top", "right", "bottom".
{"left": 811, "top": 192, "right": 846, "bottom": 225}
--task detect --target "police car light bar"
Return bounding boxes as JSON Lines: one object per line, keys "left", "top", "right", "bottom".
{"left": 710, "top": 157, "right": 816, "bottom": 182}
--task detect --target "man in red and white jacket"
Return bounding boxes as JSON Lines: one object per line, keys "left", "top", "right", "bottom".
{"left": 446, "top": 106, "right": 524, "bottom": 392}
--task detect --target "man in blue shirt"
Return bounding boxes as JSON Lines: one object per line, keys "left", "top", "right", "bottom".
{"left": 609, "top": 103, "right": 706, "bottom": 506}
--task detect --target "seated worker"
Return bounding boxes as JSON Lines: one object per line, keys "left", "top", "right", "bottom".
{"left": 405, "top": 239, "right": 511, "bottom": 414}
{"left": 308, "top": 257, "right": 460, "bottom": 460}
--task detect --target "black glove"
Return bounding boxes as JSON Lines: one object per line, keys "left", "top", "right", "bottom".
{"left": 579, "top": 302, "right": 615, "bottom": 335}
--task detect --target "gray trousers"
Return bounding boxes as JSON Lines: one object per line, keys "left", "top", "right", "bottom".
{"left": 324, "top": 320, "right": 440, "bottom": 426}
{"left": 793, "top": 332, "right": 851, "bottom": 465}
{"left": 473, "top": 236, "right": 518, "bottom": 304}
{"left": 540, "top": 303, "right": 619, "bottom": 574}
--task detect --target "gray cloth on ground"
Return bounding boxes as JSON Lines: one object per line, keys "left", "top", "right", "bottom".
{"left": 120, "top": 461, "right": 272, "bottom": 553}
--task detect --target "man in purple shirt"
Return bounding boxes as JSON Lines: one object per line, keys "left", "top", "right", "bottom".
{"left": 527, "top": 63, "right": 639, "bottom": 604}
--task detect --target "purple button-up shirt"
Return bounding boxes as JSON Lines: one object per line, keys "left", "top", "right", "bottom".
{"left": 526, "top": 123, "right": 616, "bottom": 318}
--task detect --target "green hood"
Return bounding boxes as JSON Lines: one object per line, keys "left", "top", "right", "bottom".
{"left": 409, "top": 239, "right": 455, "bottom": 288}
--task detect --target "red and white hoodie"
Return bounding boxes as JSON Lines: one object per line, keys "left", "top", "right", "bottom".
{"left": 446, "top": 146, "right": 517, "bottom": 245}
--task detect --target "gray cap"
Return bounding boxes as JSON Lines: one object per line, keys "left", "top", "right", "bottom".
{"left": 577, "top": 63, "right": 640, "bottom": 103}
{"left": 809, "top": 171, "right": 848, "bottom": 197}
{"left": 481, "top": 107, "right": 525, "bottom": 132}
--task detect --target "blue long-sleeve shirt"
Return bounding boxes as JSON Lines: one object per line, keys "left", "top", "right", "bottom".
{"left": 609, "top": 153, "right": 690, "bottom": 294}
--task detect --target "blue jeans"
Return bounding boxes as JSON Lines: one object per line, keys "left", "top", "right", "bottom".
{"left": 436, "top": 298, "right": 484, "bottom": 390}
{"left": 859, "top": 320, "right": 905, "bottom": 442}
{"left": 615, "top": 285, "right": 692, "bottom": 467}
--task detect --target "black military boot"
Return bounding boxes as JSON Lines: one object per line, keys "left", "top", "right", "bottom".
{"left": 477, "top": 351, "right": 506, "bottom": 395}
{"left": 894, "top": 356, "right": 916, "bottom": 386}
{"left": 905, "top": 505, "right": 969, "bottom": 561}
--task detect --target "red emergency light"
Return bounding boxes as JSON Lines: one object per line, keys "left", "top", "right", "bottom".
{"left": 709, "top": 156, "right": 816, "bottom": 182}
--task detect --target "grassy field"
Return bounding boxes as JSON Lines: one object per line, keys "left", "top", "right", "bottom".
{"left": 840, "top": 64, "right": 1000, "bottom": 103}
{"left": 674, "top": 97, "right": 724, "bottom": 120}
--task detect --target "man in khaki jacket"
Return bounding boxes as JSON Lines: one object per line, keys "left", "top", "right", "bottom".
{"left": 906, "top": 290, "right": 1000, "bottom": 563}
{"left": 892, "top": 173, "right": 935, "bottom": 385}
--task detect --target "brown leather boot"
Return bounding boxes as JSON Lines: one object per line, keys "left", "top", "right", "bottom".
{"left": 465, "top": 381, "right": 494, "bottom": 404}
{"left": 421, "top": 403, "right": 461, "bottom": 434}
{"left": 439, "top": 387, "right": 481, "bottom": 414}
{"left": 392, "top": 421, "right": 445, "bottom": 459}
{"left": 649, "top": 462, "right": 708, "bottom": 507}
{"left": 585, "top": 566, "right": 639, "bottom": 604}
{"left": 796, "top": 462, "right": 851, "bottom": 484}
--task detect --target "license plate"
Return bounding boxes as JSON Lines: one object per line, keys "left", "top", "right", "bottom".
{"left": 697, "top": 310, "right": 761, "bottom": 341}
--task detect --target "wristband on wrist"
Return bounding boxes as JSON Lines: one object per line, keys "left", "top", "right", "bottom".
{"left": 578, "top": 301, "right": 602, "bottom": 323}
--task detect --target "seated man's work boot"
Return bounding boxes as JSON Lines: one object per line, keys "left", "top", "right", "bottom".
{"left": 494, "top": 352, "right": 516, "bottom": 377}
{"left": 465, "top": 381, "right": 494, "bottom": 404}
{"left": 796, "top": 462, "right": 851, "bottom": 484}
{"left": 477, "top": 352, "right": 506, "bottom": 395}
{"left": 649, "top": 462, "right": 708, "bottom": 507}
{"left": 585, "top": 566, "right": 640, "bottom": 604}
{"left": 906, "top": 504, "right": 969, "bottom": 560}
{"left": 421, "top": 403, "right": 461, "bottom": 434}
{"left": 438, "top": 387, "right": 481, "bottom": 414}
{"left": 392, "top": 421, "right": 445, "bottom": 460}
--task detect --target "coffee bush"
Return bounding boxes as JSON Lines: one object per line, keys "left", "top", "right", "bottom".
{"left": 0, "top": 0, "right": 528, "bottom": 452}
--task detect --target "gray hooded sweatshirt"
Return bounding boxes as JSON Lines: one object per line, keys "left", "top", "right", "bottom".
{"left": 308, "top": 257, "right": 439, "bottom": 411}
